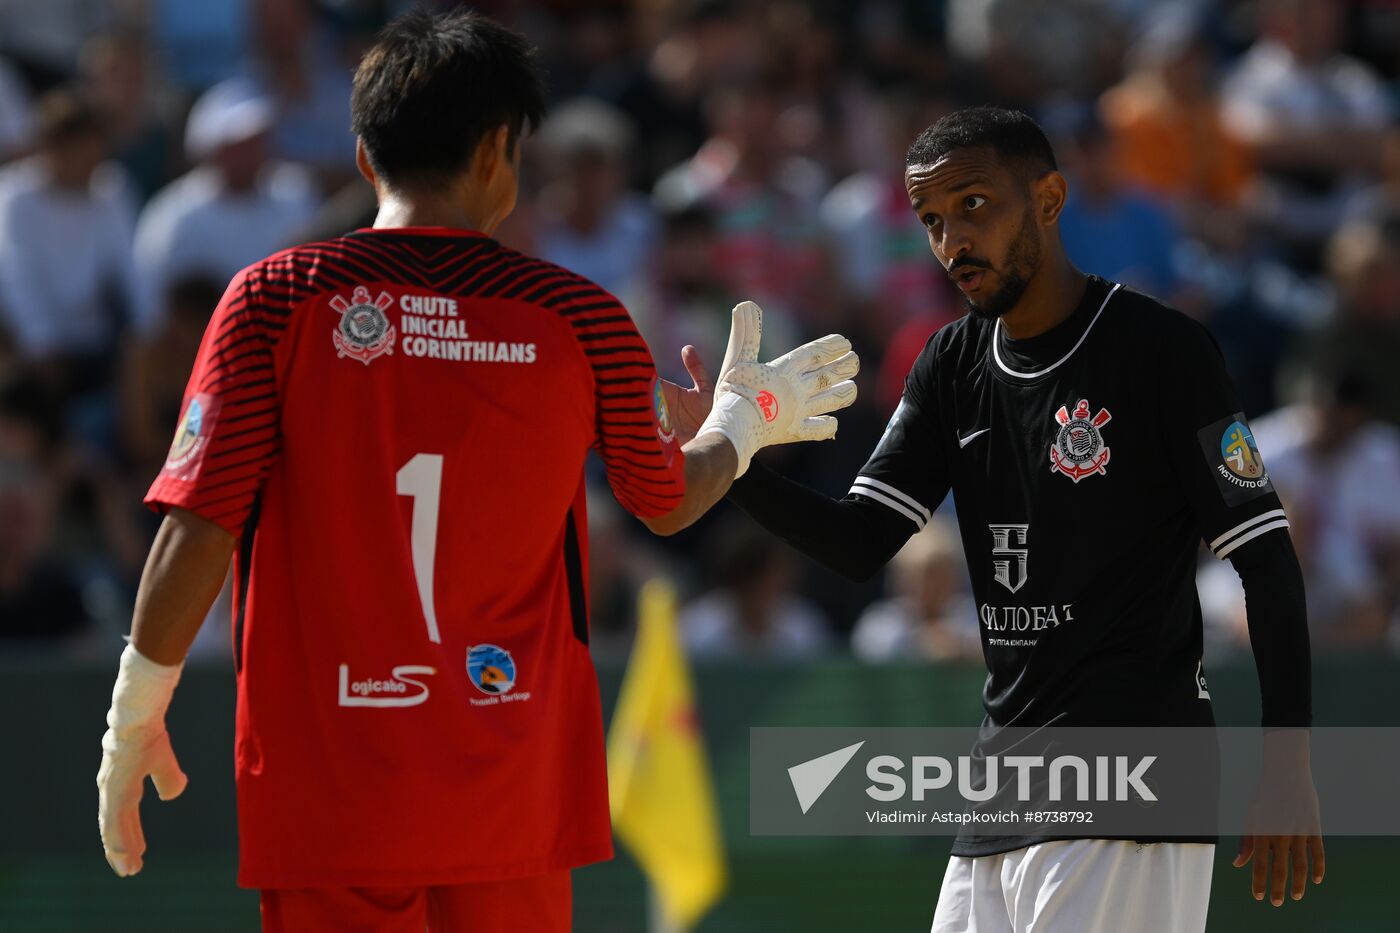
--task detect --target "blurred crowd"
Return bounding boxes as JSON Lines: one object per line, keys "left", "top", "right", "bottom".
{"left": 0, "top": 0, "right": 1397, "bottom": 665}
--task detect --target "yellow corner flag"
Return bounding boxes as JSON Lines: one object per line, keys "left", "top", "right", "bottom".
{"left": 607, "top": 580, "right": 727, "bottom": 931}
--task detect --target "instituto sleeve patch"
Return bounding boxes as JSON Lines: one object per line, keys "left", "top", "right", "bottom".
{"left": 1198, "top": 412, "right": 1274, "bottom": 506}
{"left": 652, "top": 377, "right": 675, "bottom": 444}
{"left": 162, "top": 392, "right": 221, "bottom": 483}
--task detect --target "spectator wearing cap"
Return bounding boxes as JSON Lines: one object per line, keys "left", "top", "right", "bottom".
{"left": 132, "top": 80, "right": 317, "bottom": 337}
{"left": 0, "top": 86, "right": 138, "bottom": 385}
{"left": 533, "top": 97, "right": 657, "bottom": 299}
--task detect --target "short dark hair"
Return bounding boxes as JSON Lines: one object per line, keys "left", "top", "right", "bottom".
{"left": 350, "top": 9, "right": 546, "bottom": 188}
{"left": 35, "top": 86, "right": 105, "bottom": 144}
{"left": 166, "top": 275, "right": 224, "bottom": 324}
{"left": 906, "top": 106, "right": 1057, "bottom": 179}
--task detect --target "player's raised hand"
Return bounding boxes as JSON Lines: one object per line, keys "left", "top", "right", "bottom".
{"left": 696, "top": 301, "right": 859, "bottom": 477}
{"left": 97, "top": 645, "right": 188, "bottom": 877}
{"left": 659, "top": 345, "right": 717, "bottom": 447}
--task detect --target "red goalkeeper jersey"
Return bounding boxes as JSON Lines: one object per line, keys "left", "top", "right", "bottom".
{"left": 145, "top": 227, "right": 685, "bottom": 888}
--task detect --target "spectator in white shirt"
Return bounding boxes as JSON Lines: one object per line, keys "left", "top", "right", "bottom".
{"left": 1221, "top": 0, "right": 1393, "bottom": 259}
{"left": 682, "top": 519, "right": 833, "bottom": 659}
{"left": 133, "top": 80, "right": 317, "bottom": 335}
{"left": 0, "top": 87, "right": 137, "bottom": 379}
{"left": 0, "top": 56, "right": 32, "bottom": 163}
{"left": 1199, "top": 369, "right": 1400, "bottom": 651}
{"left": 852, "top": 518, "right": 981, "bottom": 664}
{"left": 533, "top": 98, "right": 657, "bottom": 299}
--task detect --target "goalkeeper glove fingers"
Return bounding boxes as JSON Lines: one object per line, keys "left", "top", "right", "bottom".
{"left": 97, "top": 643, "right": 187, "bottom": 877}
{"left": 697, "top": 301, "right": 858, "bottom": 477}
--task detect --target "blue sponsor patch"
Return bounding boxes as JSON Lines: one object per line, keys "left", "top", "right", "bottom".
{"left": 1198, "top": 413, "right": 1273, "bottom": 505}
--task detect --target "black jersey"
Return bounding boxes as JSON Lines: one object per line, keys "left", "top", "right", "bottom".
{"left": 854, "top": 276, "right": 1288, "bottom": 733}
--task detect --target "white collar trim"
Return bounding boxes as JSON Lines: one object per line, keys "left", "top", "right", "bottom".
{"left": 992, "top": 282, "right": 1122, "bottom": 379}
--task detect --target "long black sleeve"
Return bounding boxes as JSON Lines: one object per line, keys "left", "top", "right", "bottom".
{"left": 1229, "top": 530, "right": 1312, "bottom": 728}
{"left": 726, "top": 461, "right": 915, "bottom": 581}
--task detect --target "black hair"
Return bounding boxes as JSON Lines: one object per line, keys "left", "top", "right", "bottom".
{"left": 166, "top": 275, "right": 225, "bottom": 323}
{"left": 0, "top": 372, "right": 64, "bottom": 457}
{"left": 662, "top": 203, "right": 714, "bottom": 237}
{"left": 35, "top": 85, "right": 105, "bottom": 144}
{"left": 350, "top": 8, "right": 546, "bottom": 189}
{"left": 906, "top": 106, "right": 1057, "bottom": 179}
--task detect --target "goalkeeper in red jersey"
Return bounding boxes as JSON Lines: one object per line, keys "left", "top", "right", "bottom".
{"left": 95, "top": 10, "right": 857, "bottom": 931}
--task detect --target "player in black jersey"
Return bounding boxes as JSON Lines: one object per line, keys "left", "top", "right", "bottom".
{"left": 662, "top": 107, "right": 1323, "bottom": 931}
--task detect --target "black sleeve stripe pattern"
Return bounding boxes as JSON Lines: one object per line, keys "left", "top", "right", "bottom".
{"left": 148, "top": 268, "right": 287, "bottom": 535}
{"left": 1210, "top": 508, "right": 1290, "bottom": 559}
{"left": 848, "top": 475, "right": 931, "bottom": 530}
{"left": 467, "top": 247, "right": 682, "bottom": 518}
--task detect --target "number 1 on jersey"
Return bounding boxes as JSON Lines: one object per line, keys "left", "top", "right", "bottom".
{"left": 396, "top": 453, "right": 443, "bottom": 644}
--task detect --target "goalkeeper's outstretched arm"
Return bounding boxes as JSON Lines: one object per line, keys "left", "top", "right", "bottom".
{"left": 640, "top": 301, "right": 859, "bottom": 537}
{"left": 726, "top": 460, "right": 914, "bottom": 581}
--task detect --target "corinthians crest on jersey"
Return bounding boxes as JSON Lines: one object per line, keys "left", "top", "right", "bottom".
{"left": 330, "top": 285, "right": 397, "bottom": 364}
{"left": 1049, "top": 398, "right": 1112, "bottom": 482}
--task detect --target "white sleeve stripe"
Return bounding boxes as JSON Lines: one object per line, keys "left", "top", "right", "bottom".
{"left": 849, "top": 486, "right": 927, "bottom": 530}
{"left": 1215, "top": 519, "right": 1290, "bottom": 559}
{"left": 851, "top": 476, "right": 932, "bottom": 522}
{"left": 1209, "top": 509, "right": 1288, "bottom": 551}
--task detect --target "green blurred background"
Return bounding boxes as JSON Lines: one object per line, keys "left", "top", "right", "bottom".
{"left": 3, "top": 654, "right": 1396, "bottom": 932}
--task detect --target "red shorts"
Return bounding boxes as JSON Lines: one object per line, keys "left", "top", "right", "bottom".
{"left": 260, "top": 869, "right": 572, "bottom": 932}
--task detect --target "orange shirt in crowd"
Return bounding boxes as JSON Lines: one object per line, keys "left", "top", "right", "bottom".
{"left": 1100, "top": 79, "right": 1253, "bottom": 206}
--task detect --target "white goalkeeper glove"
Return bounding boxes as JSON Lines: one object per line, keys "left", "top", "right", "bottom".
{"left": 97, "top": 643, "right": 188, "bottom": 877}
{"left": 697, "top": 301, "right": 859, "bottom": 478}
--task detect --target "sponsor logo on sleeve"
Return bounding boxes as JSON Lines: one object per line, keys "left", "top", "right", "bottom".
{"left": 162, "top": 393, "right": 221, "bottom": 481}
{"left": 1198, "top": 413, "right": 1274, "bottom": 505}
{"left": 653, "top": 378, "right": 675, "bottom": 444}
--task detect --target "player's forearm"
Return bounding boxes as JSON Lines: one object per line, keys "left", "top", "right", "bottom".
{"left": 640, "top": 432, "right": 738, "bottom": 536}
{"left": 129, "top": 508, "right": 236, "bottom": 665}
{"left": 1231, "top": 531, "right": 1313, "bottom": 728}
{"left": 1262, "top": 728, "right": 1312, "bottom": 766}
{"left": 726, "top": 461, "right": 911, "bottom": 581}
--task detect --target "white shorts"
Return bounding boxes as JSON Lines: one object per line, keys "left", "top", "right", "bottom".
{"left": 930, "top": 840, "right": 1214, "bottom": 933}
